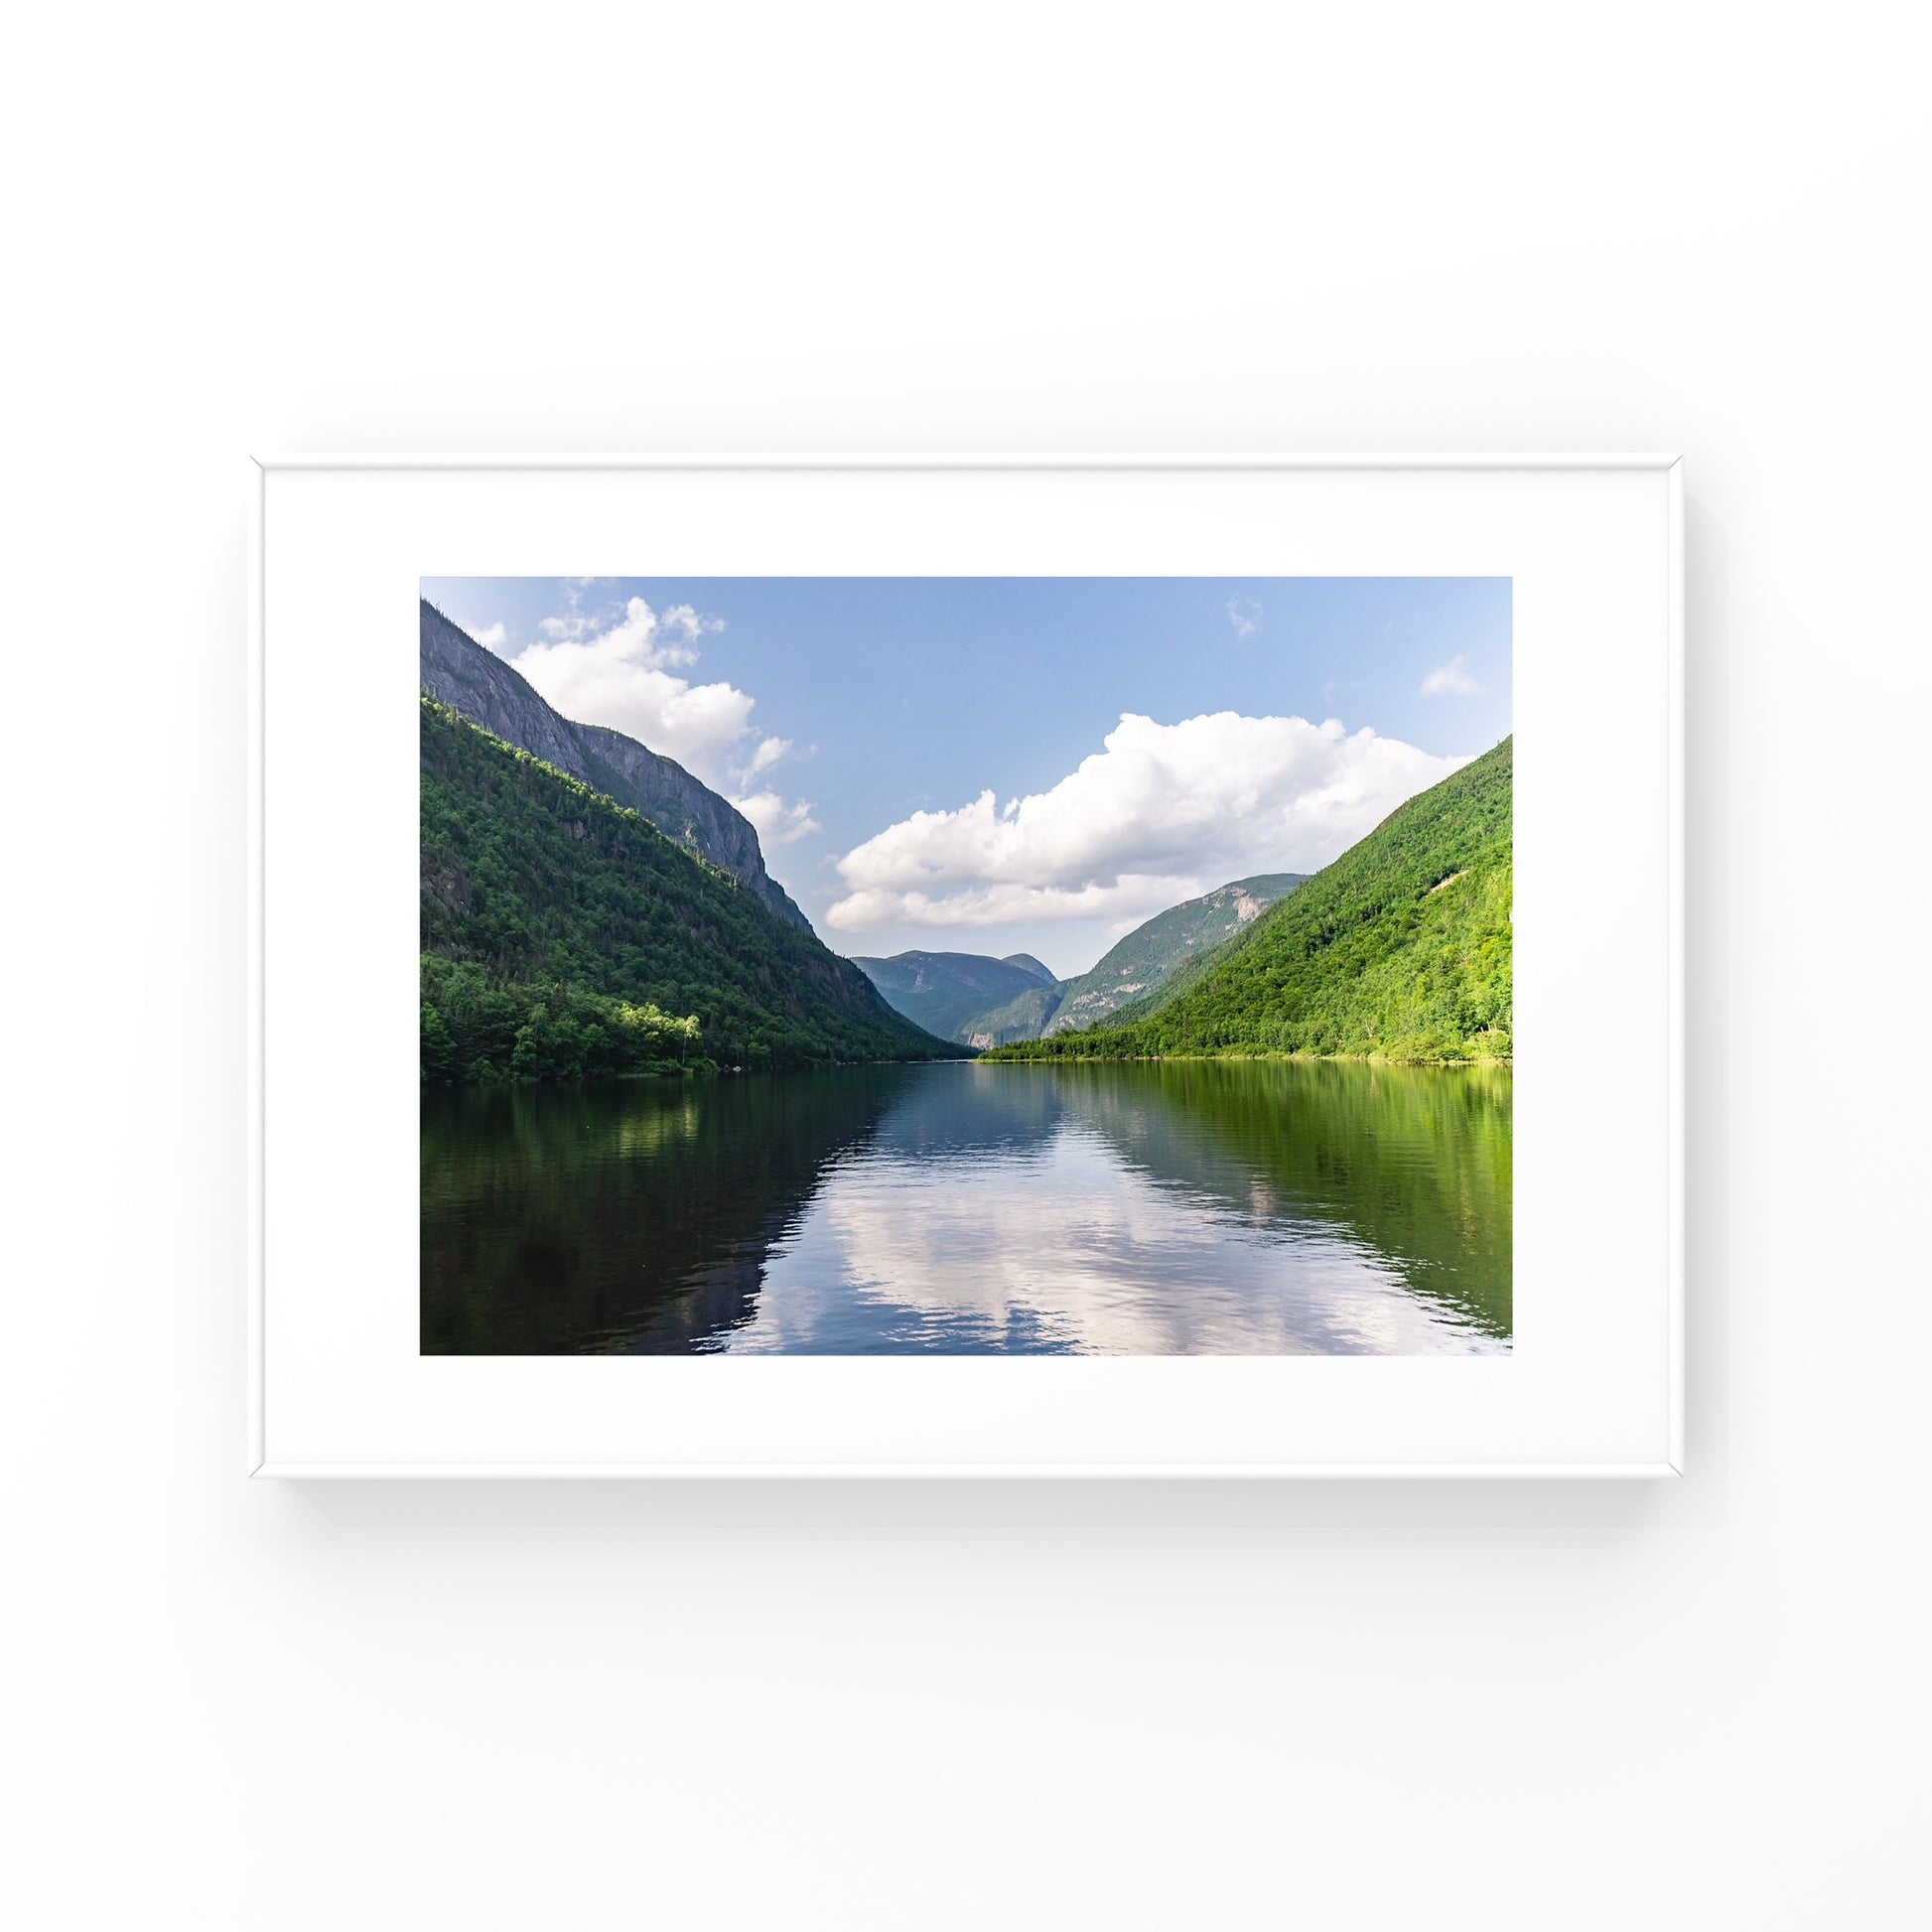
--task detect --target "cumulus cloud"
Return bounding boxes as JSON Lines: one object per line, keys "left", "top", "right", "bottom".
{"left": 506, "top": 589, "right": 818, "bottom": 860}
{"left": 533, "top": 592, "right": 720, "bottom": 662}
{"left": 465, "top": 619, "right": 508, "bottom": 652}
{"left": 733, "top": 790, "right": 821, "bottom": 848}
{"left": 1226, "top": 596, "right": 1261, "bottom": 639}
{"left": 826, "top": 711, "right": 1466, "bottom": 931}
{"left": 733, "top": 735, "right": 792, "bottom": 786}
{"left": 1420, "top": 653, "right": 1481, "bottom": 697}
{"left": 508, "top": 593, "right": 753, "bottom": 782}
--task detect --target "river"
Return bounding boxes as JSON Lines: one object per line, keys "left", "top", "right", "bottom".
{"left": 421, "top": 1058, "right": 1510, "bottom": 1355}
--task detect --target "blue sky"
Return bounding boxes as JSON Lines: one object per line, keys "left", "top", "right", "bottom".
{"left": 421, "top": 576, "right": 1511, "bottom": 978}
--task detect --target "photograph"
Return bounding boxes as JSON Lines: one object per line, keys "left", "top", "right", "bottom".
{"left": 419, "top": 575, "right": 1513, "bottom": 1356}
{"left": 19, "top": 5, "right": 1930, "bottom": 1923}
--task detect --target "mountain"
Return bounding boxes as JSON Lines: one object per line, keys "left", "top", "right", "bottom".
{"left": 999, "top": 953, "right": 1056, "bottom": 985}
{"left": 420, "top": 699, "right": 950, "bottom": 1079}
{"left": 954, "top": 982, "right": 1067, "bottom": 1049}
{"left": 1039, "top": 874, "right": 1307, "bottom": 1036}
{"left": 983, "top": 740, "right": 1512, "bottom": 1064}
{"left": 419, "top": 600, "right": 811, "bottom": 932}
{"left": 850, "top": 949, "right": 1058, "bottom": 1040}
{"left": 938, "top": 874, "right": 1308, "bottom": 1048}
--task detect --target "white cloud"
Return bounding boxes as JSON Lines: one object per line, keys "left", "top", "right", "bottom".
{"left": 733, "top": 734, "right": 792, "bottom": 786}
{"left": 1226, "top": 596, "right": 1261, "bottom": 639}
{"left": 532, "top": 591, "right": 717, "bottom": 667}
{"left": 733, "top": 790, "right": 821, "bottom": 848}
{"left": 511, "top": 593, "right": 748, "bottom": 776}
{"left": 509, "top": 591, "right": 818, "bottom": 852}
{"left": 829, "top": 874, "right": 1200, "bottom": 932}
{"left": 826, "top": 711, "right": 1465, "bottom": 931}
{"left": 465, "top": 620, "right": 508, "bottom": 652}
{"left": 1420, "top": 653, "right": 1481, "bottom": 697}
{"left": 660, "top": 602, "right": 724, "bottom": 644}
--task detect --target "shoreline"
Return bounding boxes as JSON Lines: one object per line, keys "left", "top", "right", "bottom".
{"left": 424, "top": 1048, "right": 1509, "bottom": 1089}
{"left": 978, "top": 1048, "right": 1512, "bottom": 1068}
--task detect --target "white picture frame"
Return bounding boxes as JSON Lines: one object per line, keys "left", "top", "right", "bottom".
{"left": 250, "top": 454, "right": 1683, "bottom": 1477}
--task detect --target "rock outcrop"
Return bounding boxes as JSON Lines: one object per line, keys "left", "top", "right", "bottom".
{"left": 419, "top": 600, "right": 812, "bottom": 932}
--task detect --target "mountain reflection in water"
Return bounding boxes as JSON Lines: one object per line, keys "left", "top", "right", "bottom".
{"left": 421, "top": 1059, "right": 1511, "bottom": 1355}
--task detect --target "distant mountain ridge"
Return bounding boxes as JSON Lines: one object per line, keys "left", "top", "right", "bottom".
{"left": 419, "top": 600, "right": 810, "bottom": 932}
{"left": 850, "top": 949, "right": 1057, "bottom": 1041}
{"left": 1036, "top": 874, "right": 1308, "bottom": 1039}
{"left": 853, "top": 877, "right": 1309, "bottom": 1048}
{"left": 954, "top": 982, "right": 1067, "bottom": 1049}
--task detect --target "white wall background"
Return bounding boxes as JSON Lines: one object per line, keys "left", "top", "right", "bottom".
{"left": 3, "top": 4, "right": 1926, "bottom": 1926}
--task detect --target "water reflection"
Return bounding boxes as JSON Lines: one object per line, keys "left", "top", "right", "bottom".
{"left": 421, "top": 1060, "right": 1510, "bottom": 1356}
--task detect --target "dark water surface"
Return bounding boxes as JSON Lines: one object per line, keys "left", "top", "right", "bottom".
{"left": 421, "top": 1060, "right": 1511, "bottom": 1355}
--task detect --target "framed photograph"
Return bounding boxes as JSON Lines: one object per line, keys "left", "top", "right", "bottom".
{"left": 249, "top": 455, "right": 1683, "bottom": 1476}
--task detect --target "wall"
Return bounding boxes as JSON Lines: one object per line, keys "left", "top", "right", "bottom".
{"left": 4, "top": 4, "right": 1925, "bottom": 1926}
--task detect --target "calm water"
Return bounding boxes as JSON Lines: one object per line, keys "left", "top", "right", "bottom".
{"left": 421, "top": 1059, "right": 1511, "bottom": 1355}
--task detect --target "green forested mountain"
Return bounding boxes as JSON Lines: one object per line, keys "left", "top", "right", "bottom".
{"left": 1000, "top": 953, "right": 1055, "bottom": 984}
{"left": 1039, "top": 873, "right": 1308, "bottom": 1036}
{"left": 954, "top": 982, "right": 1067, "bottom": 1048}
{"left": 850, "top": 948, "right": 1057, "bottom": 1040}
{"left": 984, "top": 740, "right": 1512, "bottom": 1064}
{"left": 420, "top": 700, "right": 950, "bottom": 1080}
{"left": 943, "top": 873, "right": 1308, "bottom": 1046}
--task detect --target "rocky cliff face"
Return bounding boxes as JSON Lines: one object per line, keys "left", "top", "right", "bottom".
{"left": 419, "top": 600, "right": 811, "bottom": 931}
